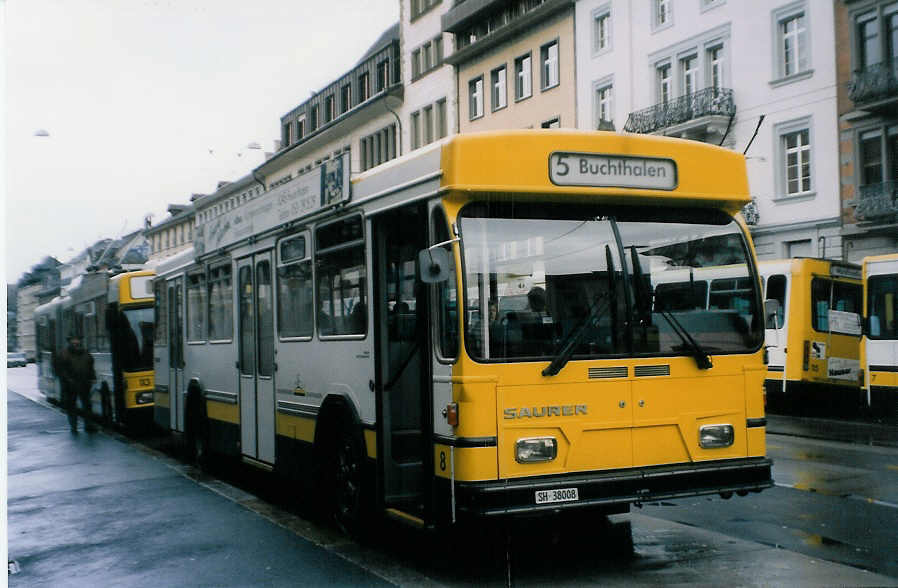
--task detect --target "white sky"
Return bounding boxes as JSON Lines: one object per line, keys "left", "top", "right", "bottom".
{"left": 3, "top": 0, "right": 399, "bottom": 283}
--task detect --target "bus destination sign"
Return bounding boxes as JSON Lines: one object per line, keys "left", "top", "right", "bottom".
{"left": 549, "top": 152, "right": 677, "bottom": 190}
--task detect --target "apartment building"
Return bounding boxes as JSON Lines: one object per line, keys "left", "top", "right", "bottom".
{"left": 836, "top": 0, "right": 898, "bottom": 261}
{"left": 577, "top": 0, "right": 844, "bottom": 260}
{"left": 402, "top": 0, "right": 456, "bottom": 152}
{"left": 261, "top": 23, "right": 402, "bottom": 187}
{"left": 444, "top": 0, "right": 577, "bottom": 132}
{"left": 145, "top": 203, "right": 197, "bottom": 263}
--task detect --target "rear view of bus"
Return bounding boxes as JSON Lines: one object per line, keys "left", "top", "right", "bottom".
{"left": 105, "top": 270, "right": 156, "bottom": 427}
{"left": 427, "top": 132, "right": 772, "bottom": 521}
{"left": 862, "top": 253, "right": 898, "bottom": 419}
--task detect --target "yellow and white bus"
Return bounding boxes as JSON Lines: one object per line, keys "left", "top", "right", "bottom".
{"left": 861, "top": 253, "right": 898, "bottom": 419}
{"left": 758, "top": 259, "right": 863, "bottom": 414}
{"left": 35, "top": 269, "right": 155, "bottom": 428}
{"left": 154, "top": 130, "right": 772, "bottom": 531}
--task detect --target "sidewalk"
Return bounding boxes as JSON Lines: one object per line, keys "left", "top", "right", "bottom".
{"left": 6, "top": 388, "right": 393, "bottom": 587}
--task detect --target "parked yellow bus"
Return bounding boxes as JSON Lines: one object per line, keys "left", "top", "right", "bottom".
{"left": 35, "top": 269, "right": 155, "bottom": 428}
{"left": 758, "top": 259, "right": 863, "bottom": 414}
{"left": 861, "top": 253, "right": 898, "bottom": 419}
{"left": 155, "top": 130, "right": 772, "bottom": 531}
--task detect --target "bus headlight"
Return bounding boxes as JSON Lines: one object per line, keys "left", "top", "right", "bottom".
{"left": 699, "top": 424, "right": 734, "bottom": 449}
{"left": 136, "top": 392, "right": 154, "bottom": 405}
{"left": 515, "top": 437, "right": 557, "bottom": 463}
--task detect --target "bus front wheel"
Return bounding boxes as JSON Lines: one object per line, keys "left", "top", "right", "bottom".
{"left": 327, "top": 420, "right": 365, "bottom": 536}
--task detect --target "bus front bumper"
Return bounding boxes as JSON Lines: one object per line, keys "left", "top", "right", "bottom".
{"left": 452, "top": 457, "right": 773, "bottom": 519}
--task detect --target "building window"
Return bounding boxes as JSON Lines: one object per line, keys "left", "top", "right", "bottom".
{"left": 423, "top": 105, "right": 434, "bottom": 144}
{"left": 594, "top": 8, "right": 611, "bottom": 54}
{"left": 436, "top": 98, "right": 447, "bottom": 139}
{"left": 855, "top": 4, "right": 898, "bottom": 71}
{"left": 859, "top": 125, "right": 898, "bottom": 186}
{"left": 410, "top": 111, "right": 421, "bottom": 150}
{"left": 541, "top": 117, "right": 560, "bottom": 129}
{"left": 469, "top": 75, "right": 484, "bottom": 120}
{"left": 282, "top": 122, "right": 292, "bottom": 147}
{"left": 595, "top": 82, "right": 613, "bottom": 128}
{"left": 297, "top": 114, "right": 306, "bottom": 139}
{"left": 411, "top": 0, "right": 441, "bottom": 20}
{"left": 653, "top": 0, "right": 672, "bottom": 31}
{"left": 360, "top": 124, "right": 397, "bottom": 171}
{"left": 541, "top": 40, "right": 559, "bottom": 90}
{"left": 773, "top": 4, "right": 810, "bottom": 80}
{"left": 491, "top": 65, "right": 507, "bottom": 111}
{"left": 681, "top": 54, "right": 697, "bottom": 96}
{"left": 358, "top": 72, "right": 370, "bottom": 102}
{"left": 515, "top": 53, "right": 532, "bottom": 100}
{"left": 657, "top": 63, "right": 671, "bottom": 104}
{"left": 340, "top": 84, "right": 351, "bottom": 113}
{"left": 324, "top": 95, "right": 335, "bottom": 123}
{"left": 775, "top": 118, "right": 813, "bottom": 197}
{"left": 310, "top": 105, "right": 319, "bottom": 131}
{"left": 376, "top": 60, "right": 389, "bottom": 93}
{"left": 784, "top": 129, "right": 811, "bottom": 194}
{"left": 411, "top": 48, "right": 421, "bottom": 79}
{"left": 708, "top": 45, "right": 724, "bottom": 90}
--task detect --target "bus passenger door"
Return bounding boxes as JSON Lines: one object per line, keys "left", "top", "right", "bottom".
{"left": 237, "top": 253, "right": 276, "bottom": 465}
{"left": 374, "top": 206, "right": 432, "bottom": 521}
{"left": 167, "top": 277, "right": 184, "bottom": 433}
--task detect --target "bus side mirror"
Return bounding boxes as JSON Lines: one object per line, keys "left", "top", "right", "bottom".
{"left": 764, "top": 299, "right": 782, "bottom": 330}
{"left": 419, "top": 247, "right": 450, "bottom": 284}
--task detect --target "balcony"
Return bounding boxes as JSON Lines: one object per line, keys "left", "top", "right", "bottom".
{"left": 624, "top": 87, "right": 735, "bottom": 140}
{"left": 853, "top": 181, "right": 898, "bottom": 222}
{"left": 848, "top": 60, "right": 898, "bottom": 113}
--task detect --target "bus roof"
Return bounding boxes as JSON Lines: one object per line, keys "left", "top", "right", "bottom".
{"left": 437, "top": 130, "right": 750, "bottom": 212}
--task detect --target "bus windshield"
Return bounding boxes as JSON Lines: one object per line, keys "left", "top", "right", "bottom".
{"left": 117, "top": 306, "right": 155, "bottom": 371}
{"left": 459, "top": 202, "right": 763, "bottom": 362}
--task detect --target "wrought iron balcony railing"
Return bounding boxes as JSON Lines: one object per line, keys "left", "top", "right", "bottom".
{"left": 854, "top": 180, "right": 898, "bottom": 221}
{"left": 848, "top": 60, "right": 898, "bottom": 105}
{"left": 624, "top": 87, "right": 735, "bottom": 135}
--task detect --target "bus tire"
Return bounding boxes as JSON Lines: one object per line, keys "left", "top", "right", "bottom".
{"left": 325, "top": 418, "right": 367, "bottom": 537}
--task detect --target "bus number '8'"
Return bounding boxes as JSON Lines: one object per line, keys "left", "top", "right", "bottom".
{"left": 440, "top": 451, "right": 446, "bottom": 471}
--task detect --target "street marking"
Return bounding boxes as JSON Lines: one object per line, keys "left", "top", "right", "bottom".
{"left": 775, "top": 482, "right": 898, "bottom": 510}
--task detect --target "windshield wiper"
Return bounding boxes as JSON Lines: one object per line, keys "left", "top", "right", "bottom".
{"left": 542, "top": 293, "right": 610, "bottom": 377}
{"left": 543, "top": 244, "right": 617, "bottom": 377}
{"left": 659, "top": 310, "right": 713, "bottom": 369}
{"left": 627, "top": 244, "right": 712, "bottom": 370}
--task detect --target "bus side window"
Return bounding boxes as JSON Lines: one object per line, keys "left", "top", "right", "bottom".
{"left": 765, "top": 274, "right": 787, "bottom": 328}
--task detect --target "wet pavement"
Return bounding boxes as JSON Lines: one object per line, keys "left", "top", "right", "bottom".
{"left": 768, "top": 413, "right": 898, "bottom": 448}
{"left": 6, "top": 386, "right": 391, "bottom": 587}
{"left": 7, "top": 365, "right": 898, "bottom": 586}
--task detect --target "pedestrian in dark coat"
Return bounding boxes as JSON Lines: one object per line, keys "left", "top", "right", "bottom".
{"left": 55, "top": 335, "right": 97, "bottom": 433}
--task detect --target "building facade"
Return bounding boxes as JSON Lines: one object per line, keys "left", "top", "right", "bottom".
{"left": 401, "top": 0, "right": 456, "bottom": 152}
{"left": 145, "top": 203, "right": 197, "bottom": 263}
{"left": 577, "top": 0, "right": 844, "bottom": 261}
{"left": 444, "top": 0, "right": 577, "bottom": 132}
{"left": 268, "top": 23, "right": 403, "bottom": 183}
{"left": 836, "top": 0, "right": 898, "bottom": 261}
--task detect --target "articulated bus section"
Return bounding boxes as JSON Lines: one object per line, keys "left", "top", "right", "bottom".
{"left": 862, "top": 253, "right": 898, "bottom": 419}
{"left": 758, "top": 259, "right": 863, "bottom": 413}
{"left": 153, "top": 131, "right": 772, "bottom": 530}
